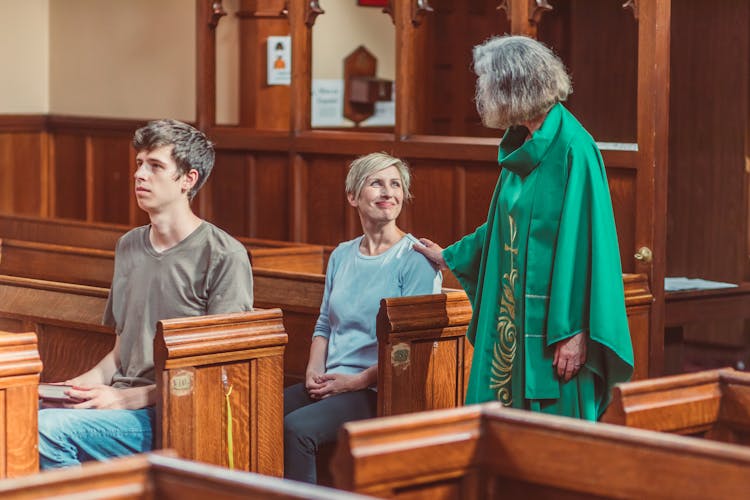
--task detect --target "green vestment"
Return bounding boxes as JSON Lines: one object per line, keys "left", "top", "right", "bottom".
{"left": 443, "top": 103, "right": 633, "bottom": 420}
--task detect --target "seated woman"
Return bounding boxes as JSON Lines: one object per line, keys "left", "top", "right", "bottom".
{"left": 283, "top": 152, "right": 442, "bottom": 484}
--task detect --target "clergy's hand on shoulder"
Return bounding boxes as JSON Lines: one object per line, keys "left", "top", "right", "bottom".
{"left": 414, "top": 238, "right": 448, "bottom": 270}
{"left": 64, "top": 384, "right": 132, "bottom": 410}
{"left": 307, "top": 373, "right": 363, "bottom": 400}
{"left": 553, "top": 332, "right": 587, "bottom": 382}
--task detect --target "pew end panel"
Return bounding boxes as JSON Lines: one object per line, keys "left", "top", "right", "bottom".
{"left": 0, "top": 332, "right": 42, "bottom": 478}
{"left": 154, "top": 310, "right": 288, "bottom": 477}
{"left": 376, "top": 291, "right": 473, "bottom": 417}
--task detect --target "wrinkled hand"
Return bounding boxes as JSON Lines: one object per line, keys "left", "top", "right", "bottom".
{"left": 553, "top": 332, "right": 587, "bottom": 382}
{"left": 413, "top": 238, "right": 447, "bottom": 270}
{"left": 64, "top": 384, "right": 129, "bottom": 410}
{"left": 307, "top": 373, "right": 362, "bottom": 400}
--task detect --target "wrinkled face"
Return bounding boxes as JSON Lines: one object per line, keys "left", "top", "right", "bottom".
{"left": 348, "top": 165, "right": 404, "bottom": 225}
{"left": 134, "top": 145, "right": 195, "bottom": 214}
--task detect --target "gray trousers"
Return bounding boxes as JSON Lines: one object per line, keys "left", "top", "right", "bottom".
{"left": 283, "top": 382, "right": 377, "bottom": 483}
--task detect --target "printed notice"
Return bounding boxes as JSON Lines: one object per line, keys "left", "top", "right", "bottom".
{"left": 267, "top": 35, "right": 291, "bottom": 86}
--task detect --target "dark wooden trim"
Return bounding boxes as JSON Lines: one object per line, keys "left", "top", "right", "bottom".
{"left": 0, "top": 115, "right": 47, "bottom": 133}
{"left": 45, "top": 115, "right": 150, "bottom": 134}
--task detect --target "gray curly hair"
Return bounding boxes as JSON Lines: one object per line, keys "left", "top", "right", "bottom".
{"left": 473, "top": 35, "right": 572, "bottom": 129}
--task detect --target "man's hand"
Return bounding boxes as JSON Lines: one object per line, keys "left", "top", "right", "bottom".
{"left": 307, "top": 373, "right": 364, "bottom": 400}
{"left": 553, "top": 332, "right": 587, "bottom": 382}
{"left": 64, "top": 384, "right": 154, "bottom": 410}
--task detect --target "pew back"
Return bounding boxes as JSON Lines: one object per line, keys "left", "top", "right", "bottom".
{"left": 0, "top": 275, "right": 112, "bottom": 382}
{"left": 0, "top": 453, "right": 374, "bottom": 499}
{"left": 334, "top": 403, "right": 750, "bottom": 499}
{"left": 601, "top": 368, "right": 750, "bottom": 444}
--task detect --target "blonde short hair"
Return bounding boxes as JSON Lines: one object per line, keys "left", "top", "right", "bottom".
{"left": 345, "top": 152, "right": 412, "bottom": 201}
{"left": 473, "top": 35, "right": 572, "bottom": 129}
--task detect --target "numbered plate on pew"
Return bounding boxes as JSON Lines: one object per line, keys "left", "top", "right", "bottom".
{"left": 38, "top": 384, "right": 75, "bottom": 402}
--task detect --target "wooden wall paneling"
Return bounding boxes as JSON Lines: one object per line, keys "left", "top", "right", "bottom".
{"left": 209, "top": 151, "right": 251, "bottom": 235}
{"left": 302, "top": 155, "right": 350, "bottom": 245}
{"left": 463, "top": 161, "right": 501, "bottom": 235}
{"left": 91, "top": 135, "right": 131, "bottom": 225}
{"left": 403, "top": 160, "right": 460, "bottom": 246}
{"left": 0, "top": 133, "right": 45, "bottom": 217}
{"left": 252, "top": 153, "right": 291, "bottom": 240}
{"left": 607, "top": 167, "right": 636, "bottom": 274}
{"left": 538, "top": 0, "right": 638, "bottom": 143}
{"left": 237, "top": 0, "right": 291, "bottom": 130}
{"left": 423, "top": 0, "right": 510, "bottom": 137}
{"left": 668, "top": 0, "right": 749, "bottom": 282}
{"left": 636, "top": 0, "right": 671, "bottom": 377}
{"left": 51, "top": 133, "right": 86, "bottom": 220}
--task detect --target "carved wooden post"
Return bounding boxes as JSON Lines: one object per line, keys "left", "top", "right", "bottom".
{"left": 636, "top": 0, "right": 670, "bottom": 377}
{"left": 154, "top": 310, "right": 287, "bottom": 476}
{"left": 0, "top": 332, "right": 42, "bottom": 478}
{"left": 499, "top": 0, "right": 553, "bottom": 37}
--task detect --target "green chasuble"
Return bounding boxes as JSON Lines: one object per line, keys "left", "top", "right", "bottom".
{"left": 443, "top": 103, "right": 633, "bottom": 420}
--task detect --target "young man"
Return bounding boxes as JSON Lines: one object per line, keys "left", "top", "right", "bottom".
{"left": 38, "top": 119, "right": 254, "bottom": 468}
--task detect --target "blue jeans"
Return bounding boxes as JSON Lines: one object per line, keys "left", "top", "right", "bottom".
{"left": 38, "top": 407, "right": 155, "bottom": 469}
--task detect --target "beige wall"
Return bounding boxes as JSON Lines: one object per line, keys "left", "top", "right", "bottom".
{"left": 312, "top": 5, "right": 395, "bottom": 80}
{"left": 0, "top": 1, "right": 393, "bottom": 121}
{"left": 0, "top": 0, "right": 50, "bottom": 114}
{"left": 49, "top": 0, "right": 196, "bottom": 121}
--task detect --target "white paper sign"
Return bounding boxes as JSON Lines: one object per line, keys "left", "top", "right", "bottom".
{"left": 267, "top": 36, "right": 291, "bottom": 86}
{"left": 311, "top": 79, "right": 346, "bottom": 127}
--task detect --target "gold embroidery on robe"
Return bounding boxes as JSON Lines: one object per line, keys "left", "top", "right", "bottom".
{"left": 490, "top": 215, "right": 518, "bottom": 405}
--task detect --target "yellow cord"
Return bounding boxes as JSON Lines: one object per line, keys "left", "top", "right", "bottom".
{"left": 225, "top": 384, "right": 234, "bottom": 469}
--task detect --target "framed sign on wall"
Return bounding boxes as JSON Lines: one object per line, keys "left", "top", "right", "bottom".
{"left": 357, "top": 0, "right": 388, "bottom": 6}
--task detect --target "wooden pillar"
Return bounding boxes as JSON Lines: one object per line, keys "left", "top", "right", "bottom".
{"left": 636, "top": 0, "right": 671, "bottom": 376}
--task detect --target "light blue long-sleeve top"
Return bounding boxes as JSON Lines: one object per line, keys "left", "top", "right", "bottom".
{"left": 313, "top": 233, "right": 443, "bottom": 375}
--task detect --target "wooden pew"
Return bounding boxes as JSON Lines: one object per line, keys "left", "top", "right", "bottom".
{"left": 0, "top": 331, "right": 42, "bottom": 478}
{"left": 664, "top": 284, "right": 750, "bottom": 373}
{"left": 601, "top": 367, "right": 750, "bottom": 444}
{"left": 0, "top": 452, "right": 373, "bottom": 500}
{"left": 333, "top": 403, "right": 750, "bottom": 498}
{"left": 254, "top": 268, "right": 651, "bottom": 417}
{"left": 0, "top": 214, "right": 328, "bottom": 273}
{"left": 0, "top": 307, "right": 288, "bottom": 477}
{"left": 0, "top": 275, "right": 111, "bottom": 382}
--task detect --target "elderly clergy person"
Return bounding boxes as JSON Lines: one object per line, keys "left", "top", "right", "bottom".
{"left": 415, "top": 36, "right": 633, "bottom": 420}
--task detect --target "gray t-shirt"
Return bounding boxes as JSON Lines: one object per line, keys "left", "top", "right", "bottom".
{"left": 103, "top": 222, "right": 254, "bottom": 388}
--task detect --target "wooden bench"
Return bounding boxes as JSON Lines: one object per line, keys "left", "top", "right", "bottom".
{"left": 665, "top": 284, "right": 750, "bottom": 373}
{"left": 332, "top": 403, "right": 750, "bottom": 498}
{"left": 0, "top": 214, "right": 329, "bottom": 278}
{"left": 0, "top": 452, "right": 373, "bottom": 499}
{"left": 0, "top": 307, "right": 287, "bottom": 478}
{"left": 601, "top": 367, "right": 750, "bottom": 443}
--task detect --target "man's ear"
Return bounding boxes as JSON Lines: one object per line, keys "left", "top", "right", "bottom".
{"left": 346, "top": 191, "right": 358, "bottom": 208}
{"left": 182, "top": 168, "right": 199, "bottom": 193}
